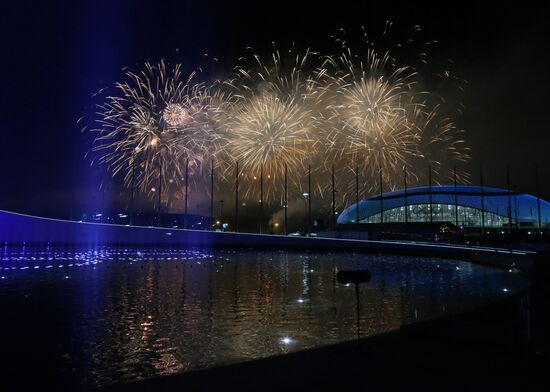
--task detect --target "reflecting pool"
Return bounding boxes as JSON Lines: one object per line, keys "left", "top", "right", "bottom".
{"left": 0, "top": 246, "right": 528, "bottom": 389}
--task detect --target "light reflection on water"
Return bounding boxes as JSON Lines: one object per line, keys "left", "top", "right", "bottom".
{"left": 0, "top": 246, "right": 528, "bottom": 387}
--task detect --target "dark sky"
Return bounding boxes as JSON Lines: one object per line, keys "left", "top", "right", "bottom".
{"left": 0, "top": 1, "right": 549, "bottom": 217}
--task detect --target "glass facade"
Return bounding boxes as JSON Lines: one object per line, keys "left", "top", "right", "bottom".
{"left": 362, "top": 203, "right": 511, "bottom": 227}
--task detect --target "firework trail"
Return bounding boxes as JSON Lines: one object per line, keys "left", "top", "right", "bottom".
{"left": 413, "top": 103, "right": 470, "bottom": 183}
{"left": 89, "top": 61, "right": 222, "bottom": 196}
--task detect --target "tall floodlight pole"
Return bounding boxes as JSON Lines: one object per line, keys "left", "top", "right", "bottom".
{"left": 157, "top": 158, "right": 163, "bottom": 227}
{"left": 284, "top": 163, "right": 288, "bottom": 235}
{"left": 514, "top": 191, "right": 519, "bottom": 229}
{"left": 428, "top": 164, "right": 433, "bottom": 223}
{"left": 235, "top": 161, "right": 239, "bottom": 232}
{"left": 184, "top": 158, "right": 189, "bottom": 229}
{"left": 480, "top": 164, "right": 485, "bottom": 235}
{"left": 112, "top": 180, "right": 118, "bottom": 220}
{"left": 332, "top": 165, "right": 337, "bottom": 230}
{"left": 506, "top": 165, "right": 513, "bottom": 246}
{"left": 403, "top": 166, "right": 408, "bottom": 223}
{"left": 70, "top": 158, "right": 77, "bottom": 221}
{"left": 355, "top": 166, "right": 360, "bottom": 224}
{"left": 129, "top": 153, "right": 136, "bottom": 225}
{"left": 536, "top": 161, "right": 542, "bottom": 234}
{"left": 308, "top": 164, "right": 312, "bottom": 235}
{"left": 101, "top": 180, "right": 106, "bottom": 223}
{"left": 453, "top": 165, "right": 458, "bottom": 227}
{"left": 260, "top": 165, "right": 264, "bottom": 234}
{"left": 210, "top": 159, "right": 214, "bottom": 231}
{"left": 379, "top": 167, "right": 384, "bottom": 224}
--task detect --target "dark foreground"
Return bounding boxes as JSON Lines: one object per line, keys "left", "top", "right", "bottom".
{"left": 1, "top": 248, "right": 547, "bottom": 391}
{"left": 97, "top": 255, "right": 549, "bottom": 392}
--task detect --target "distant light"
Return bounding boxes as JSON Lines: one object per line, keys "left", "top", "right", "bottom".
{"left": 302, "top": 192, "right": 309, "bottom": 197}
{"left": 280, "top": 337, "right": 293, "bottom": 345}
{"left": 151, "top": 187, "right": 156, "bottom": 192}
{"left": 297, "top": 299, "right": 305, "bottom": 303}
{"left": 64, "top": 276, "right": 70, "bottom": 279}
{"left": 165, "top": 232, "right": 173, "bottom": 236}
{"left": 502, "top": 288, "right": 509, "bottom": 292}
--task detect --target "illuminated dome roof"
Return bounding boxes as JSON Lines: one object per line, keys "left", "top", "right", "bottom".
{"left": 337, "top": 185, "right": 550, "bottom": 228}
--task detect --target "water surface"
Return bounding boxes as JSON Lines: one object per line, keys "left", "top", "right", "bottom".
{"left": 0, "top": 246, "right": 528, "bottom": 388}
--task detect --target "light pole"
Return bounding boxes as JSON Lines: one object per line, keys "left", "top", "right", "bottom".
{"left": 506, "top": 165, "right": 512, "bottom": 239}
{"left": 480, "top": 164, "right": 485, "bottom": 236}
{"left": 308, "top": 164, "right": 312, "bottom": 235}
{"left": 454, "top": 165, "right": 459, "bottom": 227}
{"left": 129, "top": 149, "right": 138, "bottom": 226}
{"left": 302, "top": 192, "right": 309, "bottom": 234}
{"left": 332, "top": 165, "right": 336, "bottom": 230}
{"left": 355, "top": 166, "right": 359, "bottom": 224}
{"left": 428, "top": 164, "right": 433, "bottom": 223}
{"left": 536, "top": 161, "right": 542, "bottom": 234}
{"left": 260, "top": 165, "right": 264, "bottom": 234}
{"left": 235, "top": 161, "right": 239, "bottom": 232}
{"left": 403, "top": 166, "right": 408, "bottom": 223}
{"left": 183, "top": 158, "right": 189, "bottom": 229}
{"left": 284, "top": 163, "right": 288, "bottom": 235}
{"left": 210, "top": 159, "right": 214, "bottom": 231}
{"left": 379, "top": 167, "right": 383, "bottom": 224}
{"left": 101, "top": 180, "right": 106, "bottom": 223}
{"left": 157, "top": 157, "right": 163, "bottom": 227}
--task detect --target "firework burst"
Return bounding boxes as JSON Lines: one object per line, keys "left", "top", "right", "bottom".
{"left": 86, "top": 24, "right": 470, "bottom": 214}
{"left": 316, "top": 25, "right": 469, "bottom": 201}
{"left": 217, "top": 47, "right": 322, "bottom": 200}
{"left": 320, "top": 48, "right": 421, "bottom": 185}
{"left": 90, "top": 61, "right": 221, "bottom": 195}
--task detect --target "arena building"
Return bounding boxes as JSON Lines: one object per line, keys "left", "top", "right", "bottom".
{"left": 337, "top": 185, "right": 550, "bottom": 229}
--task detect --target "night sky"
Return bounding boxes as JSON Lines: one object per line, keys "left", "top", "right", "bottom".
{"left": 1, "top": 1, "right": 549, "bottom": 218}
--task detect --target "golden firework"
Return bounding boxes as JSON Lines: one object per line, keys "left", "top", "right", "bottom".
{"left": 90, "top": 61, "right": 222, "bottom": 195}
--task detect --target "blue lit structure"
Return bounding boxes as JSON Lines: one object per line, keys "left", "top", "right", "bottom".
{"left": 0, "top": 209, "right": 534, "bottom": 262}
{"left": 337, "top": 186, "right": 550, "bottom": 229}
